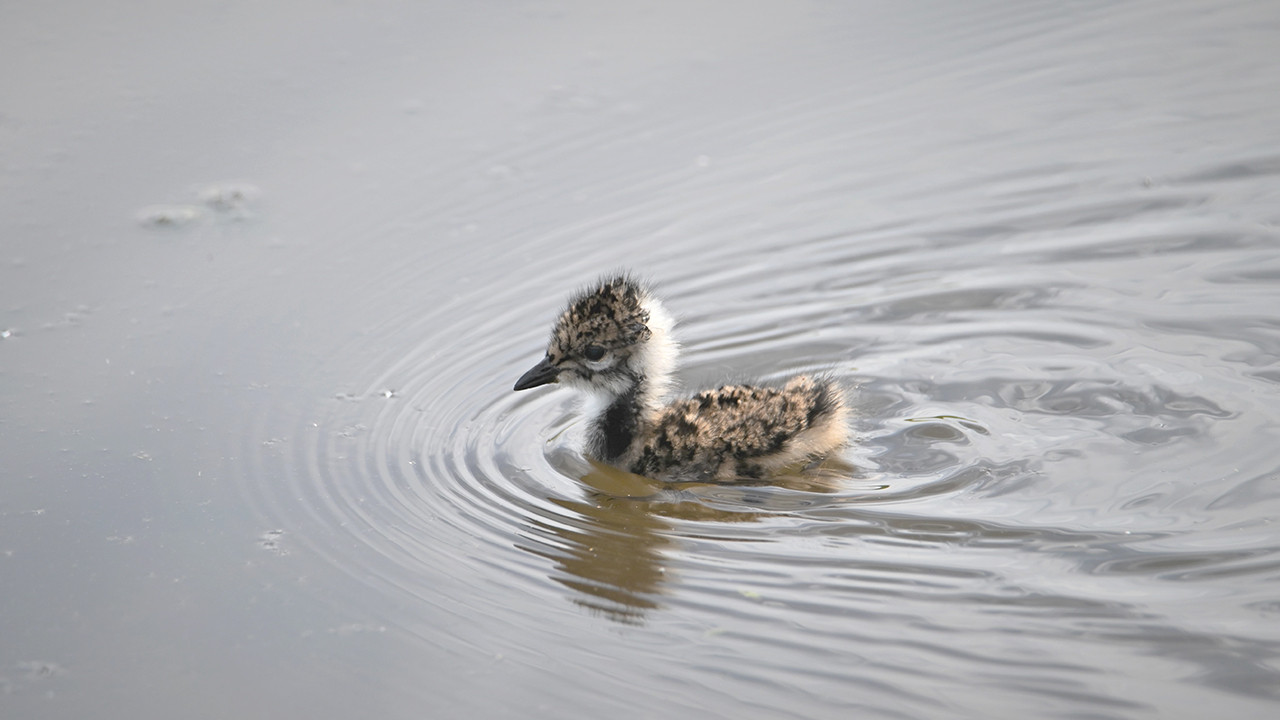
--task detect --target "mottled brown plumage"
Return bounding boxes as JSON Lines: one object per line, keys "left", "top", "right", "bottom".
{"left": 514, "top": 275, "right": 849, "bottom": 482}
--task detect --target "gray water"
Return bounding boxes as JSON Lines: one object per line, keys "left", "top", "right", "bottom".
{"left": 4, "top": 1, "right": 1280, "bottom": 718}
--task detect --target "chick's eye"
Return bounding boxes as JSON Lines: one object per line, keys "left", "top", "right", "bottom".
{"left": 583, "top": 345, "right": 606, "bottom": 362}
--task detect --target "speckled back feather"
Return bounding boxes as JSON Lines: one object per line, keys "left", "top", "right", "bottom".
{"left": 629, "top": 376, "right": 848, "bottom": 481}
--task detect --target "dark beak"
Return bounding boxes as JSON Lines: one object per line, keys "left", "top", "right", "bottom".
{"left": 513, "top": 356, "right": 560, "bottom": 391}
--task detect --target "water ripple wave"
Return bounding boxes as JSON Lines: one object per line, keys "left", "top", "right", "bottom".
{"left": 236, "top": 64, "right": 1280, "bottom": 717}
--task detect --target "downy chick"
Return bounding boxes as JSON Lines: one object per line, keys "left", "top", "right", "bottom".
{"left": 514, "top": 275, "right": 848, "bottom": 481}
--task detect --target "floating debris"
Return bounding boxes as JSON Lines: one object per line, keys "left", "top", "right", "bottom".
{"left": 17, "top": 660, "right": 65, "bottom": 680}
{"left": 136, "top": 181, "right": 262, "bottom": 228}
{"left": 257, "top": 529, "right": 287, "bottom": 555}
{"left": 136, "top": 204, "right": 205, "bottom": 228}
{"left": 199, "top": 182, "right": 261, "bottom": 216}
{"left": 337, "top": 424, "right": 366, "bottom": 439}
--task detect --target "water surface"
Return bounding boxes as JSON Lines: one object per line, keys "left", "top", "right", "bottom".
{"left": 3, "top": 1, "right": 1280, "bottom": 718}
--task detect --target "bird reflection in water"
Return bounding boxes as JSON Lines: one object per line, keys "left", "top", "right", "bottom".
{"left": 518, "top": 457, "right": 851, "bottom": 624}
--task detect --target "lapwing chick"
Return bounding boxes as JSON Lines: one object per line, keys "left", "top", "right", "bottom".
{"left": 514, "top": 275, "right": 849, "bottom": 482}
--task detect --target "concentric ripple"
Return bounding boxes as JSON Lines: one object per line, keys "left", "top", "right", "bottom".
{"left": 234, "top": 11, "right": 1280, "bottom": 709}
{"left": 236, "top": 149, "right": 1280, "bottom": 711}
